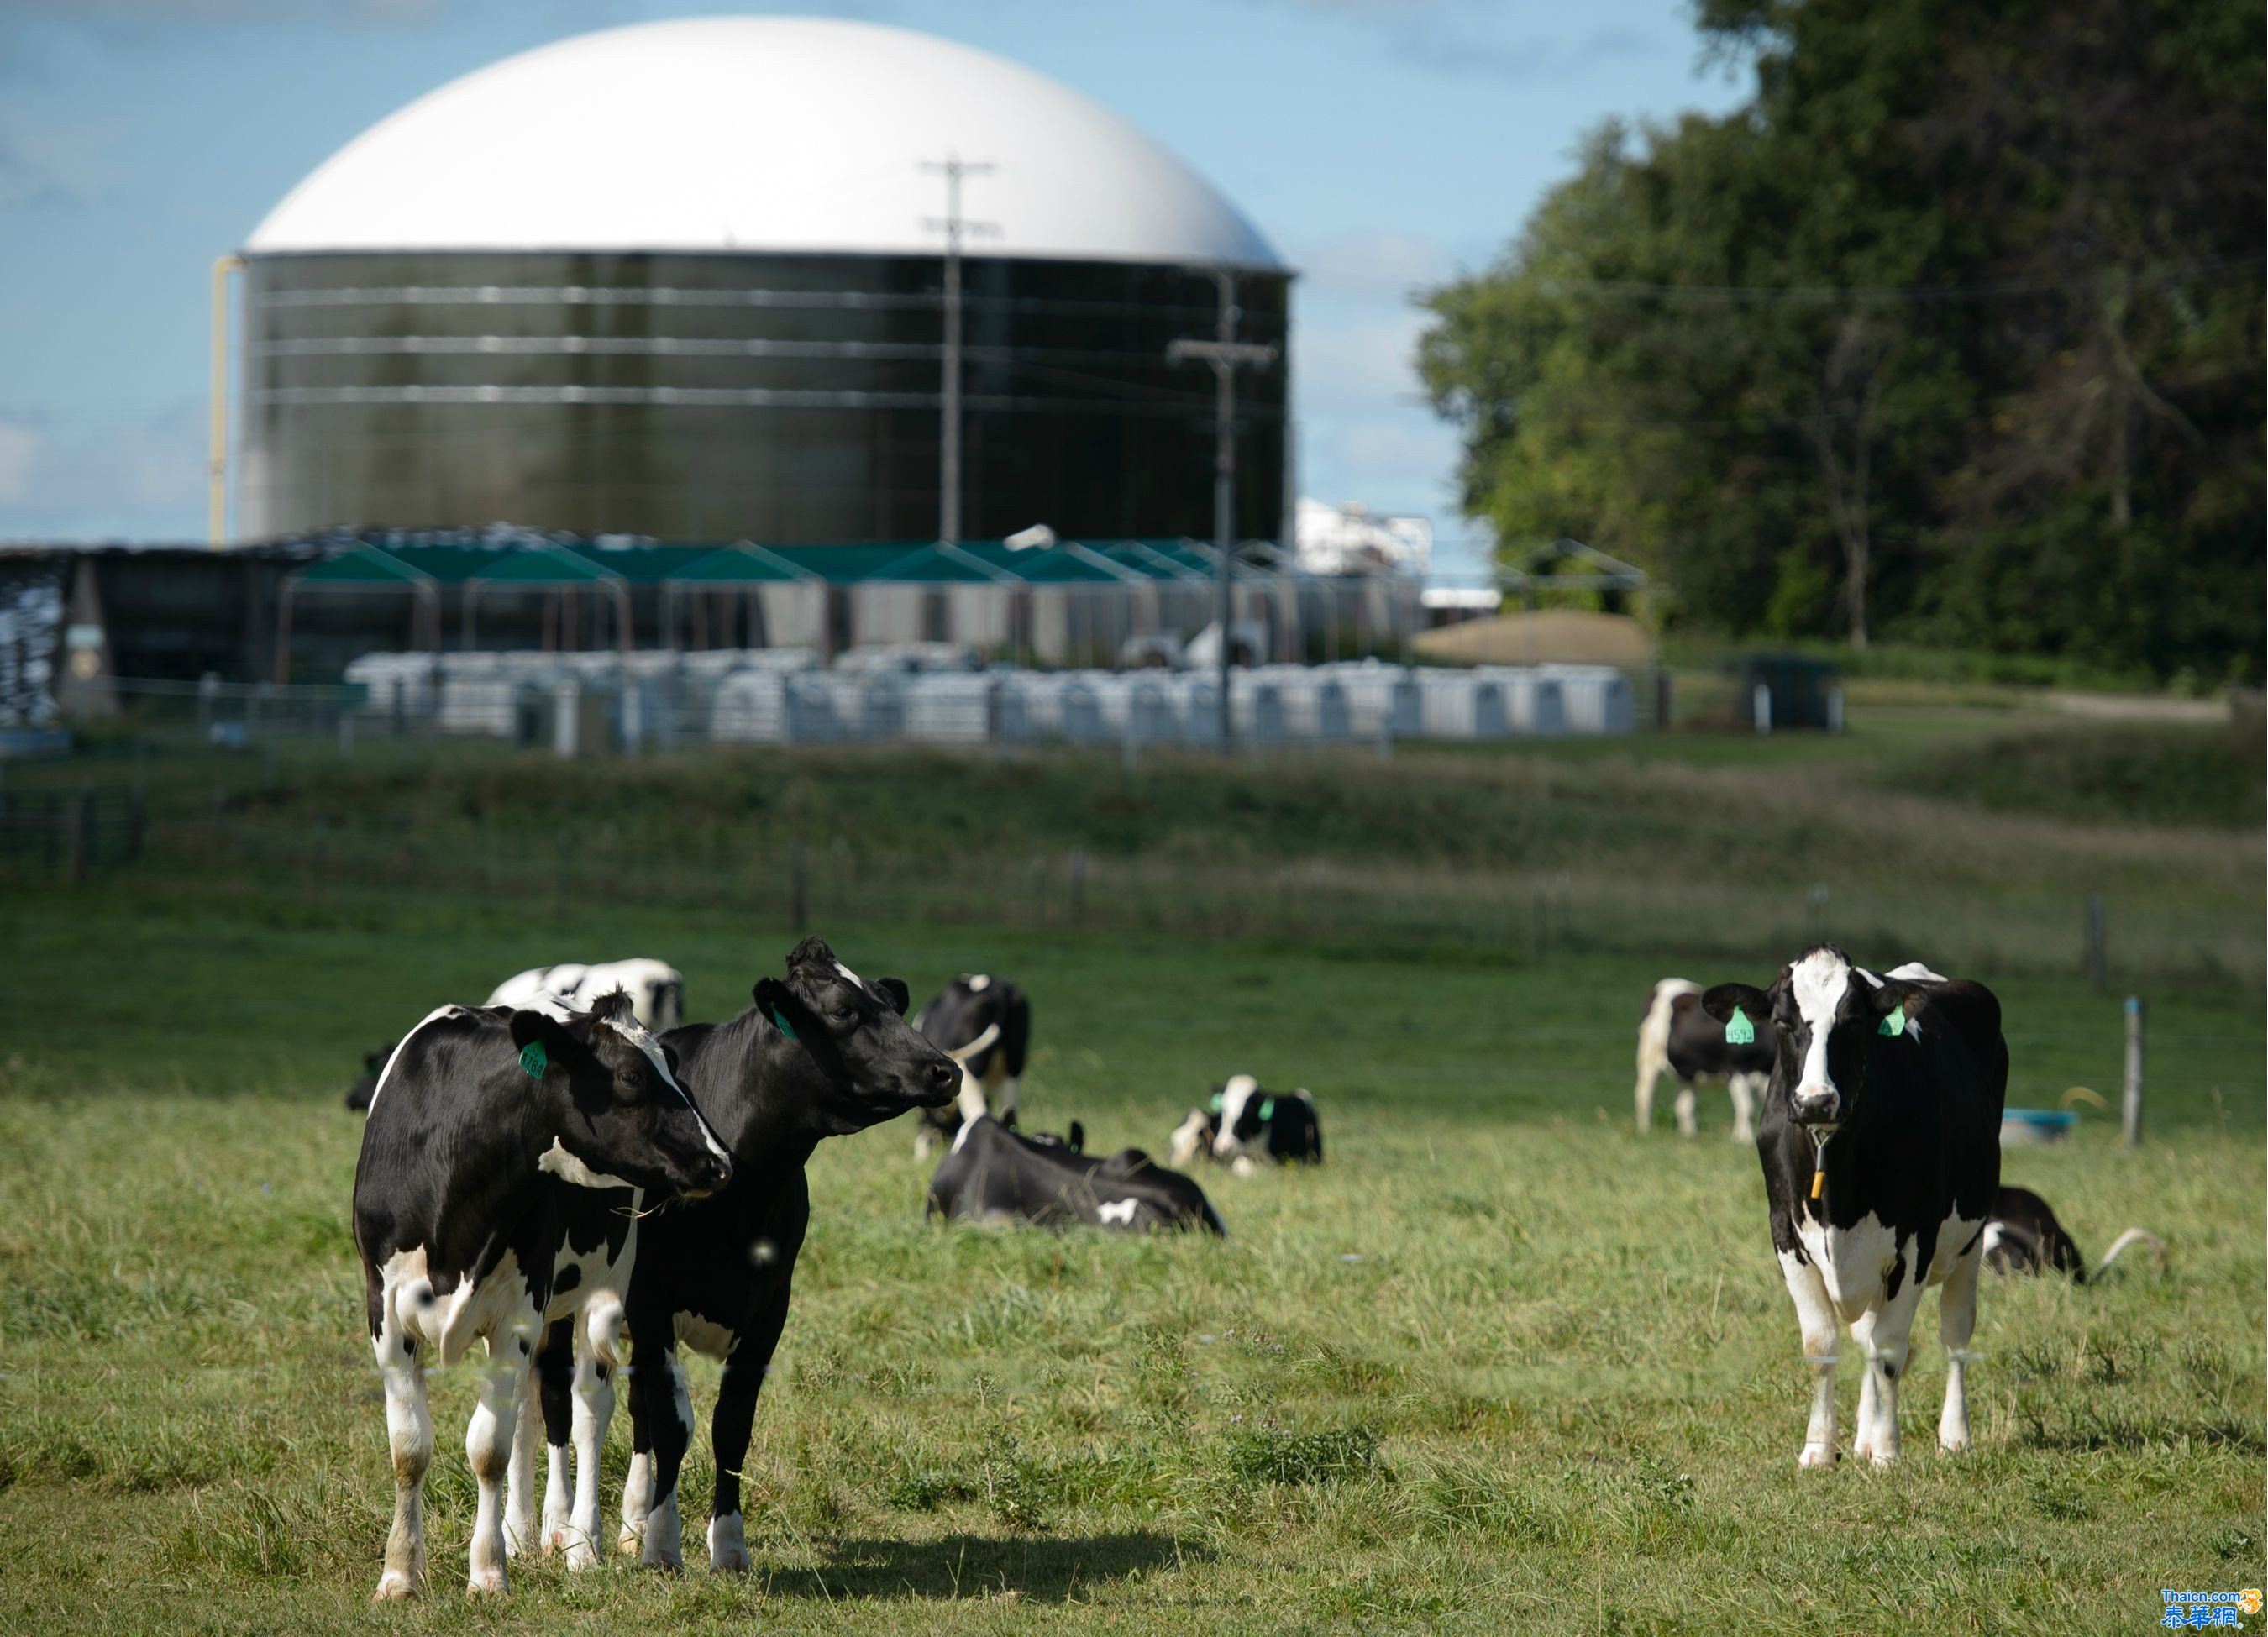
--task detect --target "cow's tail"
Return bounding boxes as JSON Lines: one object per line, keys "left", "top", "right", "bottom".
{"left": 2092, "top": 1227, "right": 2166, "bottom": 1280}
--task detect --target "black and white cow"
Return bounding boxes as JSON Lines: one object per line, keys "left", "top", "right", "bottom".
{"left": 1168, "top": 1075, "right": 1324, "bottom": 1173}
{"left": 507, "top": 937, "right": 961, "bottom": 1575}
{"left": 1633, "top": 978, "right": 1776, "bottom": 1141}
{"left": 911, "top": 973, "right": 1031, "bottom": 1155}
{"left": 1983, "top": 1185, "right": 2166, "bottom": 1281}
{"left": 931, "top": 1114, "right": 1226, "bottom": 1236}
{"left": 345, "top": 958, "right": 687, "bottom": 1110}
{"left": 1699, "top": 946, "right": 2006, "bottom": 1467}
{"left": 352, "top": 991, "right": 733, "bottom": 1599}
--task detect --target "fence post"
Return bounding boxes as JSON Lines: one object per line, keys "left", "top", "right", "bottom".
{"left": 1653, "top": 669, "right": 1673, "bottom": 732}
{"left": 128, "top": 785, "right": 146, "bottom": 862}
{"left": 1807, "top": 883, "right": 1829, "bottom": 942}
{"left": 339, "top": 709, "right": 355, "bottom": 757}
{"left": 2085, "top": 892, "right": 2107, "bottom": 993}
{"left": 2121, "top": 995, "right": 2145, "bottom": 1148}
{"left": 1533, "top": 884, "right": 1550, "bottom": 963}
{"left": 790, "top": 842, "right": 809, "bottom": 932}
{"left": 45, "top": 794, "right": 60, "bottom": 872}
{"left": 1069, "top": 850, "right": 1088, "bottom": 931}
{"left": 68, "top": 787, "right": 93, "bottom": 884}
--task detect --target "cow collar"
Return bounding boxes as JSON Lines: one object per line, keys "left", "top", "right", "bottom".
{"left": 1807, "top": 1125, "right": 1834, "bottom": 1204}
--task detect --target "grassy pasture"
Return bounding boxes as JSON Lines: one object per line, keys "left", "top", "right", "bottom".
{"left": 0, "top": 712, "right": 2260, "bottom": 1634}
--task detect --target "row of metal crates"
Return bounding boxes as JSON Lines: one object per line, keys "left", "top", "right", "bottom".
{"left": 340, "top": 653, "right": 1635, "bottom": 747}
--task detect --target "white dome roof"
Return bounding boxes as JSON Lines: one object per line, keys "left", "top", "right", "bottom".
{"left": 248, "top": 17, "right": 1281, "bottom": 270}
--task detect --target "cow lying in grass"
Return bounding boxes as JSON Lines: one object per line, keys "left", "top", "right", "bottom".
{"left": 1984, "top": 1185, "right": 2166, "bottom": 1281}
{"left": 932, "top": 1114, "right": 1226, "bottom": 1235}
{"left": 346, "top": 958, "right": 687, "bottom": 1110}
{"left": 352, "top": 991, "right": 733, "bottom": 1599}
{"left": 1700, "top": 946, "right": 2006, "bottom": 1468}
{"left": 507, "top": 937, "right": 961, "bottom": 1574}
{"left": 1168, "top": 1075, "right": 1323, "bottom": 1173}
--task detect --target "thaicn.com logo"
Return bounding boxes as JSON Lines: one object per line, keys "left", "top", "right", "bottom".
{"left": 2160, "top": 1590, "right": 2263, "bottom": 1629}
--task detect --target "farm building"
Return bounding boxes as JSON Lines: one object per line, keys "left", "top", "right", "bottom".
{"left": 228, "top": 17, "right": 1290, "bottom": 547}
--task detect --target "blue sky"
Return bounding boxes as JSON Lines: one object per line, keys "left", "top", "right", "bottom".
{"left": 0, "top": 0, "right": 1747, "bottom": 573}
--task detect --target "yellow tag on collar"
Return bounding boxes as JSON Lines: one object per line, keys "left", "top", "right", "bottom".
{"left": 1810, "top": 1167, "right": 1825, "bottom": 1200}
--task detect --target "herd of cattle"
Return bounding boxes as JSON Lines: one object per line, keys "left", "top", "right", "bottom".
{"left": 344, "top": 942, "right": 2156, "bottom": 1599}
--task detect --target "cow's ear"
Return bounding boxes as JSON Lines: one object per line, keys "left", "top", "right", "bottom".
{"left": 753, "top": 978, "right": 808, "bottom": 1041}
{"left": 875, "top": 976, "right": 911, "bottom": 1017}
{"left": 1068, "top": 1120, "right": 1085, "bottom": 1153}
{"left": 507, "top": 1009, "right": 583, "bottom": 1078}
{"left": 1864, "top": 979, "right": 1922, "bottom": 1035}
{"left": 1698, "top": 983, "right": 1770, "bottom": 1026}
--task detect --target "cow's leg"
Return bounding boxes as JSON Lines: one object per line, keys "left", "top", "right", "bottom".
{"left": 1726, "top": 1073, "right": 1760, "bottom": 1145}
{"left": 464, "top": 1320, "right": 536, "bottom": 1594}
{"left": 617, "top": 1362, "right": 653, "bottom": 1556}
{"left": 912, "top": 1125, "right": 939, "bottom": 1161}
{"left": 565, "top": 1295, "right": 625, "bottom": 1569}
{"left": 709, "top": 1279, "right": 794, "bottom": 1571}
{"left": 530, "top": 1316, "right": 574, "bottom": 1555}
{"left": 995, "top": 1072, "right": 1021, "bottom": 1127}
{"left": 1672, "top": 1078, "right": 1698, "bottom": 1140}
{"left": 1937, "top": 1246, "right": 1982, "bottom": 1454}
{"left": 636, "top": 1344, "right": 696, "bottom": 1571}
{"left": 1852, "top": 1365, "right": 1878, "bottom": 1462}
{"left": 1633, "top": 1058, "right": 1659, "bottom": 1135}
{"left": 1777, "top": 1251, "right": 1840, "bottom": 1468}
{"left": 372, "top": 1323, "right": 433, "bottom": 1600}
{"left": 1848, "top": 1285, "right": 1923, "bottom": 1467}
{"left": 504, "top": 1349, "right": 542, "bottom": 1558}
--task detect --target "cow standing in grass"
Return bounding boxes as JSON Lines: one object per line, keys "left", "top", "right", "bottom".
{"left": 351, "top": 993, "right": 733, "bottom": 1599}
{"left": 511, "top": 938, "right": 961, "bottom": 1573}
{"left": 1633, "top": 978, "right": 1774, "bottom": 1141}
{"left": 910, "top": 973, "right": 1031, "bottom": 1155}
{"left": 1699, "top": 947, "right": 2005, "bottom": 1467}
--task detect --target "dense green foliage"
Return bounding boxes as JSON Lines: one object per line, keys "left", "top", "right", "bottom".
{"left": 1419, "top": 0, "right": 2265, "bottom": 683}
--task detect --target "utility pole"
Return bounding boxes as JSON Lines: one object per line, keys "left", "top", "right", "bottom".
{"left": 921, "top": 155, "right": 996, "bottom": 544}
{"left": 1168, "top": 268, "right": 1276, "bottom": 752}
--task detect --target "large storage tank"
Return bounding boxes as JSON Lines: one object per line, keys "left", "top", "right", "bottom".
{"left": 235, "top": 17, "right": 1289, "bottom": 544}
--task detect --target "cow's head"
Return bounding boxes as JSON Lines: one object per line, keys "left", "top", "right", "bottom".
{"left": 754, "top": 937, "right": 960, "bottom": 1136}
{"left": 1210, "top": 1074, "right": 1267, "bottom": 1157}
{"left": 512, "top": 991, "right": 733, "bottom": 1197}
{"left": 1701, "top": 945, "right": 1917, "bottom": 1130}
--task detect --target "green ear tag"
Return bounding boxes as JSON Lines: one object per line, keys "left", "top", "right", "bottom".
{"left": 1208, "top": 1092, "right": 1224, "bottom": 1113}
{"left": 1258, "top": 1098, "right": 1275, "bottom": 1122}
{"left": 518, "top": 1041, "right": 548, "bottom": 1079}
{"left": 1879, "top": 1004, "right": 1907, "bottom": 1038}
{"left": 769, "top": 1006, "right": 797, "bottom": 1041}
{"left": 1725, "top": 1006, "right": 1756, "bottom": 1046}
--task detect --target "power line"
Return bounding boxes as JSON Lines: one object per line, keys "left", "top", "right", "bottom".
{"left": 1523, "top": 255, "right": 2263, "bottom": 306}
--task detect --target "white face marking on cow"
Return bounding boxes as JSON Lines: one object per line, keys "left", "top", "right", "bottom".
{"left": 965, "top": 973, "right": 991, "bottom": 992}
{"left": 597, "top": 1014, "right": 733, "bottom": 1169}
{"left": 538, "top": 1137, "right": 633, "bottom": 1191}
{"left": 1788, "top": 949, "right": 1852, "bottom": 1114}
{"left": 1096, "top": 1198, "right": 1138, "bottom": 1225}
{"left": 364, "top": 1006, "right": 468, "bottom": 1116}
{"left": 1213, "top": 1074, "right": 1260, "bottom": 1157}
{"left": 1168, "top": 1110, "right": 1210, "bottom": 1168}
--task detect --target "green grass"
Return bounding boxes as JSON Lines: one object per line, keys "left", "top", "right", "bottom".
{"left": 0, "top": 717, "right": 2260, "bottom": 1633}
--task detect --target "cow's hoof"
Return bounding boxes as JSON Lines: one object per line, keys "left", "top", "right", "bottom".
{"left": 1866, "top": 1449, "right": 1899, "bottom": 1469}
{"left": 372, "top": 1570, "right": 421, "bottom": 1602}
{"left": 708, "top": 1513, "right": 748, "bottom": 1572}
{"left": 641, "top": 1548, "right": 685, "bottom": 1573}
{"left": 1797, "top": 1445, "right": 1838, "bottom": 1469}
{"left": 1938, "top": 1435, "right": 1969, "bottom": 1456}
{"left": 563, "top": 1538, "right": 600, "bottom": 1572}
{"left": 465, "top": 1566, "right": 508, "bottom": 1596}
{"left": 617, "top": 1527, "right": 643, "bottom": 1556}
